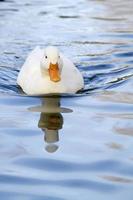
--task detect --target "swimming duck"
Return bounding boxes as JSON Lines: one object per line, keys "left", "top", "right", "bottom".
{"left": 17, "top": 46, "right": 84, "bottom": 95}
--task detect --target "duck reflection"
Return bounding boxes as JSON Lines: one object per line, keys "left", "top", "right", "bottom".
{"left": 38, "top": 111, "right": 63, "bottom": 153}
{"left": 29, "top": 97, "right": 72, "bottom": 153}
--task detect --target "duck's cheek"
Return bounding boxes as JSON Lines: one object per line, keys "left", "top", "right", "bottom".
{"left": 48, "top": 63, "right": 61, "bottom": 82}
{"left": 58, "top": 60, "right": 63, "bottom": 73}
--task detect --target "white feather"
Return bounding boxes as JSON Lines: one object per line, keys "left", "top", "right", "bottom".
{"left": 17, "top": 46, "right": 84, "bottom": 95}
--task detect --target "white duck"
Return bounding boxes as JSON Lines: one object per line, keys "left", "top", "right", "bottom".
{"left": 17, "top": 46, "right": 84, "bottom": 95}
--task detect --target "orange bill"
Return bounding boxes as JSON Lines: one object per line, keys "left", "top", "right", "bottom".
{"left": 48, "top": 63, "right": 61, "bottom": 82}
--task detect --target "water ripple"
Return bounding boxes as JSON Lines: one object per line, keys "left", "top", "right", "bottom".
{"left": 0, "top": 191, "right": 63, "bottom": 200}
{"left": 14, "top": 158, "right": 133, "bottom": 176}
{"left": 0, "top": 174, "right": 118, "bottom": 192}
{"left": 0, "top": 0, "right": 133, "bottom": 199}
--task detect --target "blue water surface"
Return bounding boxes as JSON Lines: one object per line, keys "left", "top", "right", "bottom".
{"left": 0, "top": 0, "right": 133, "bottom": 199}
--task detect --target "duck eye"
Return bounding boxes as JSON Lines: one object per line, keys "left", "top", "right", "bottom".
{"left": 45, "top": 56, "right": 47, "bottom": 59}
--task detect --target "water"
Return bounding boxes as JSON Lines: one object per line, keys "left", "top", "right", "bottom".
{"left": 0, "top": 0, "right": 133, "bottom": 199}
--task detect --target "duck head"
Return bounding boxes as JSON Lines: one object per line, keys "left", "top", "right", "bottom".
{"left": 41, "top": 46, "right": 63, "bottom": 82}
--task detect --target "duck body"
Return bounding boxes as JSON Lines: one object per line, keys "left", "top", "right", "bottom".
{"left": 17, "top": 46, "right": 84, "bottom": 95}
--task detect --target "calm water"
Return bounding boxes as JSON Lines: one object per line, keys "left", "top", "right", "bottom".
{"left": 0, "top": 0, "right": 133, "bottom": 199}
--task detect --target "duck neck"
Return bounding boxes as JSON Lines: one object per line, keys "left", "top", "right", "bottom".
{"left": 41, "top": 97, "right": 60, "bottom": 109}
